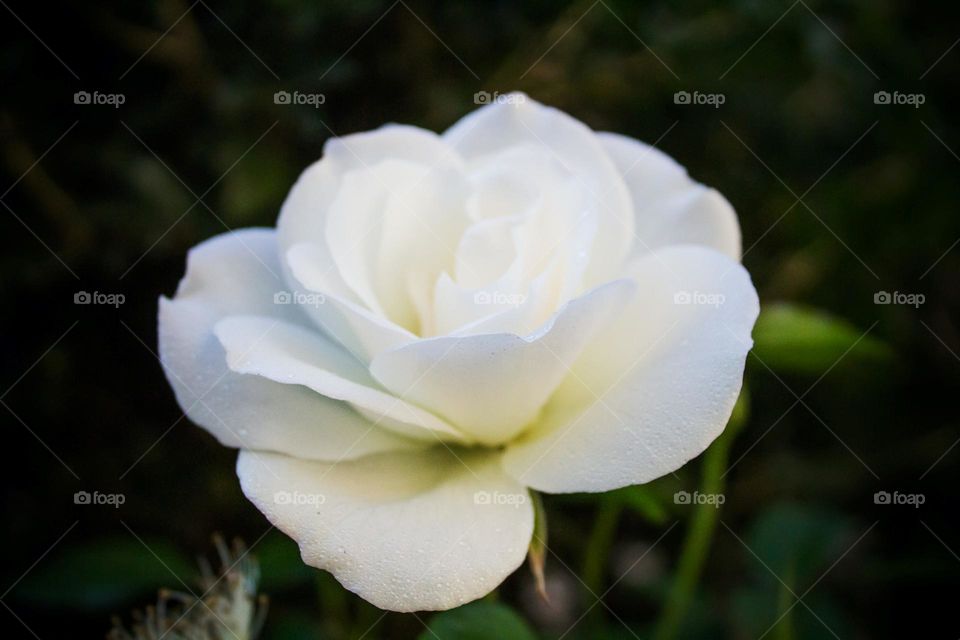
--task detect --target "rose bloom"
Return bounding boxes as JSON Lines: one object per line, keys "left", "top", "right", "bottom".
{"left": 159, "top": 93, "right": 758, "bottom": 612}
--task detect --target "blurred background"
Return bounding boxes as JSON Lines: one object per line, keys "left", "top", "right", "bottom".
{"left": 1, "top": 0, "right": 958, "bottom": 637}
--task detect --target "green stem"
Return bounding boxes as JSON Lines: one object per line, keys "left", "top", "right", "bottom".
{"left": 582, "top": 499, "right": 623, "bottom": 626}
{"left": 772, "top": 564, "right": 796, "bottom": 640}
{"left": 653, "top": 389, "right": 749, "bottom": 640}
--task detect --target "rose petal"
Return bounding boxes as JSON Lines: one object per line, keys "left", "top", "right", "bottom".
{"left": 275, "top": 125, "right": 466, "bottom": 354}
{"left": 285, "top": 242, "right": 417, "bottom": 362}
{"left": 432, "top": 144, "right": 600, "bottom": 336}
{"left": 158, "top": 229, "right": 416, "bottom": 461}
{"left": 277, "top": 124, "right": 463, "bottom": 256}
{"left": 236, "top": 447, "right": 534, "bottom": 612}
{"left": 453, "top": 217, "right": 519, "bottom": 289}
{"left": 214, "top": 316, "right": 470, "bottom": 444}
{"left": 369, "top": 279, "right": 636, "bottom": 445}
{"left": 438, "top": 250, "right": 569, "bottom": 338}
{"left": 444, "top": 94, "right": 634, "bottom": 286}
{"left": 324, "top": 160, "right": 469, "bottom": 333}
{"left": 598, "top": 132, "right": 741, "bottom": 260}
{"left": 502, "top": 246, "right": 759, "bottom": 492}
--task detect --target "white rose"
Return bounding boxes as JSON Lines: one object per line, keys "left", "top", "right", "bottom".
{"left": 158, "top": 93, "right": 758, "bottom": 612}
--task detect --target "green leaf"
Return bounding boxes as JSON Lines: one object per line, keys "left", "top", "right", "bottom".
{"left": 731, "top": 586, "right": 850, "bottom": 640}
{"left": 266, "top": 611, "right": 327, "bottom": 640}
{"left": 417, "top": 601, "right": 538, "bottom": 640}
{"left": 732, "top": 505, "right": 856, "bottom": 639}
{"left": 751, "top": 304, "right": 892, "bottom": 375}
{"left": 13, "top": 537, "right": 196, "bottom": 610}
{"left": 744, "top": 504, "right": 853, "bottom": 587}
{"left": 605, "top": 485, "right": 668, "bottom": 524}
{"left": 256, "top": 532, "right": 315, "bottom": 591}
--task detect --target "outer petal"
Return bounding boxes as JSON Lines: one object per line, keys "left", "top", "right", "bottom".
{"left": 237, "top": 448, "right": 534, "bottom": 612}
{"left": 214, "top": 316, "right": 469, "bottom": 444}
{"left": 158, "top": 229, "right": 416, "bottom": 461}
{"left": 444, "top": 94, "right": 634, "bottom": 286}
{"left": 369, "top": 279, "right": 636, "bottom": 445}
{"left": 502, "top": 246, "right": 759, "bottom": 492}
{"left": 598, "top": 132, "right": 741, "bottom": 260}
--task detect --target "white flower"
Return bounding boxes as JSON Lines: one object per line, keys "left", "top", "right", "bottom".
{"left": 158, "top": 93, "right": 758, "bottom": 612}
